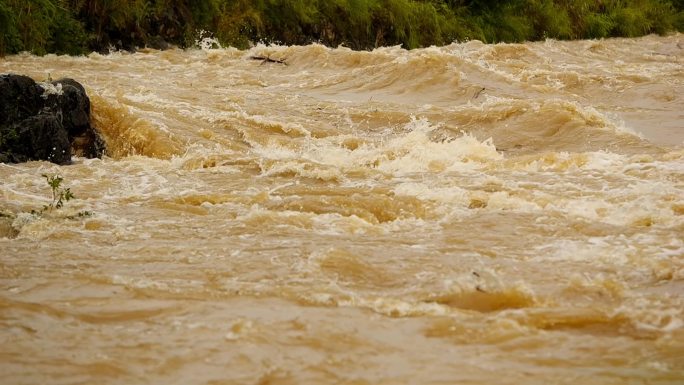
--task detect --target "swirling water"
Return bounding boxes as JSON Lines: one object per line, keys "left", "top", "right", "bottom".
{"left": 1, "top": 35, "right": 683, "bottom": 384}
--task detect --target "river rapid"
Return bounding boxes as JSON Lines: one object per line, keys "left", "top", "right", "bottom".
{"left": 1, "top": 34, "right": 683, "bottom": 384}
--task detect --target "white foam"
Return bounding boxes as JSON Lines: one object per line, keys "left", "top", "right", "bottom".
{"left": 194, "top": 30, "right": 222, "bottom": 50}
{"left": 38, "top": 82, "right": 63, "bottom": 98}
{"left": 252, "top": 116, "right": 501, "bottom": 180}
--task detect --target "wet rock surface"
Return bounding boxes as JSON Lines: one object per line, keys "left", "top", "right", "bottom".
{"left": 0, "top": 74, "right": 105, "bottom": 164}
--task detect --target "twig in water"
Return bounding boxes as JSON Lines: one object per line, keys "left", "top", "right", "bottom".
{"left": 249, "top": 55, "right": 287, "bottom": 65}
{"left": 472, "top": 87, "right": 485, "bottom": 100}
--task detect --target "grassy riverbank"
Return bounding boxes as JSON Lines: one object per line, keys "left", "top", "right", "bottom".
{"left": 1, "top": 0, "right": 683, "bottom": 55}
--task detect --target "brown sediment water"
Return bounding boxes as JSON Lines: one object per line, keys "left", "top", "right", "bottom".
{"left": 1, "top": 34, "right": 683, "bottom": 384}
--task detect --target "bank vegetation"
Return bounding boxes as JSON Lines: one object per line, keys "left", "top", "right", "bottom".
{"left": 1, "top": 0, "right": 683, "bottom": 55}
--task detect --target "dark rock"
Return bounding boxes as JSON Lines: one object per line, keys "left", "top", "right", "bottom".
{"left": 0, "top": 74, "right": 105, "bottom": 164}
{"left": 0, "top": 74, "right": 44, "bottom": 125}
{"left": 147, "top": 36, "right": 170, "bottom": 51}
{"left": 44, "top": 78, "right": 106, "bottom": 158}
{"left": 45, "top": 78, "right": 91, "bottom": 137}
{"left": 1, "top": 115, "right": 71, "bottom": 164}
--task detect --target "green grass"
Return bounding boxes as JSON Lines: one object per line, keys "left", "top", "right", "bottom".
{"left": 0, "top": 0, "right": 682, "bottom": 56}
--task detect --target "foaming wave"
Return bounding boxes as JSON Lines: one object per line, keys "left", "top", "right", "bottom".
{"left": 254, "top": 117, "right": 501, "bottom": 180}
{"left": 90, "top": 94, "right": 183, "bottom": 159}
{"left": 449, "top": 97, "right": 651, "bottom": 154}
{"left": 252, "top": 43, "right": 399, "bottom": 70}
{"left": 194, "top": 30, "right": 223, "bottom": 50}
{"left": 254, "top": 44, "right": 467, "bottom": 101}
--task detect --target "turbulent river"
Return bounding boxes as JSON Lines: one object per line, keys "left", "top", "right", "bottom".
{"left": 1, "top": 34, "right": 683, "bottom": 384}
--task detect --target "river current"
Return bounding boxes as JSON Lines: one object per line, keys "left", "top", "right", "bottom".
{"left": 1, "top": 34, "right": 683, "bottom": 384}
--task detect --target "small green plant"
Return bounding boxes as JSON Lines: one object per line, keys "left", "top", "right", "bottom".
{"left": 15, "top": 174, "right": 92, "bottom": 223}
{"left": 41, "top": 173, "right": 74, "bottom": 213}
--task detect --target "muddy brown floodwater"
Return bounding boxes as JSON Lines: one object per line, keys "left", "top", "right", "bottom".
{"left": 1, "top": 34, "right": 683, "bottom": 384}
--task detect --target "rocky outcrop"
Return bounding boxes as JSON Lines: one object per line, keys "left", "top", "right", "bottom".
{"left": 0, "top": 74, "right": 105, "bottom": 164}
{"left": 146, "top": 36, "right": 170, "bottom": 51}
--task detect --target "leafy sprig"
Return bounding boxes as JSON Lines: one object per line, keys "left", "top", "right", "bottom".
{"left": 41, "top": 173, "right": 75, "bottom": 212}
